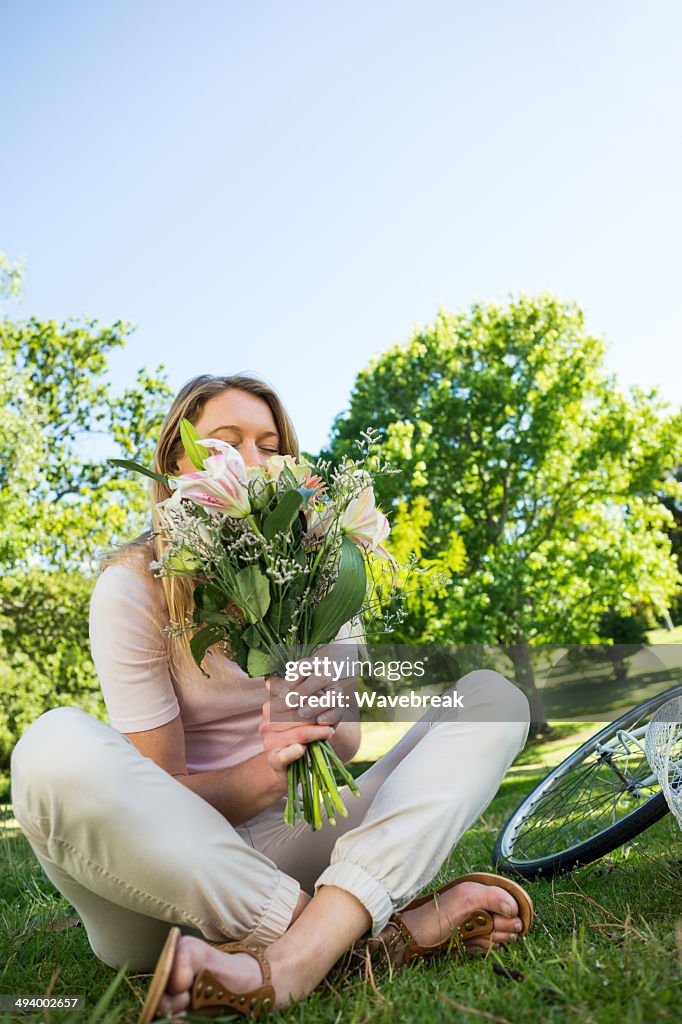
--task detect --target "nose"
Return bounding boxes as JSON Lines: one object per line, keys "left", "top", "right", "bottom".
{"left": 241, "top": 442, "right": 269, "bottom": 469}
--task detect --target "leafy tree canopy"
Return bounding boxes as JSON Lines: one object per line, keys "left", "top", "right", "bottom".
{"left": 0, "top": 316, "right": 172, "bottom": 571}
{"left": 325, "top": 293, "right": 682, "bottom": 646}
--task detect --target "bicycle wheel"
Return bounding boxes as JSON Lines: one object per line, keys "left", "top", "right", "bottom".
{"left": 493, "top": 681, "right": 682, "bottom": 880}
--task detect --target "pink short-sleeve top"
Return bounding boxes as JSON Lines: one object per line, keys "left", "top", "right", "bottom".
{"left": 89, "top": 563, "right": 355, "bottom": 774}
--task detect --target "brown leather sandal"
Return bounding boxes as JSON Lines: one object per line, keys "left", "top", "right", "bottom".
{"left": 138, "top": 927, "right": 276, "bottom": 1023}
{"left": 357, "top": 872, "right": 533, "bottom": 971}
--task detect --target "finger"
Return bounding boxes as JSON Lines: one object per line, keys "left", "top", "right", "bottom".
{"left": 293, "top": 685, "right": 346, "bottom": 721}
{"left": 260, "top": 718, "right": 302, "bottom": 735}
{"left": 260, "top": 698, "right": 300, "bottom": 728}
{"left": 315, "top": 706, "right": 344, "bottom": 727}
{"left": 277, "top": 661, "right": 342, "bottom": 700}
{"left": 262, "top": 723, "right": 335, "bottom": 748}
{"left": 285, "top": 724, "right": 335, "bottom": 746}
{"left": 276, "top": 743, "right": 306, "bottom": 767}
{"left": 267, "top": 674, "right": 289, "bottom": 697}
{"left": 266, "top": 686, "right": 324, "bottom": 721}
{"left": 292, "top": 670, "right": 337, "bottom": 698}
{"left": 268, "top": 664, "right": 310, "bottom": 691}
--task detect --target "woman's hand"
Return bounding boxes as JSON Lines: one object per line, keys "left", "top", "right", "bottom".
{"left": 259, "top": 661, "right": 349, "bottom": 783}
{"left": 258, "top": 694, "right": 335, "bottom": 794}
{"left": 269, "top": 659, "right": 350, "bottom": 722}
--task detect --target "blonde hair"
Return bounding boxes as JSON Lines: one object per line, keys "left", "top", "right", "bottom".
{"left": 100, "top": 373, "right": 299, "bottom": 670}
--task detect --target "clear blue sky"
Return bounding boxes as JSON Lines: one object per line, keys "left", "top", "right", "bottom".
{"left": 1, "top": 0, "right": 680, "bottom": 454}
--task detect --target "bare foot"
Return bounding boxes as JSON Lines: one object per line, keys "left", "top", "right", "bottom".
{"left": 157, "top": 931, "right": 332, "bottom": 1017}
{"left": 155, "top": 885, "right": 371, "bottom": 1018}
{"left": 374, "top": 880, "right": 524, "bottom": 962}
{"left": 157, "top": 939, "right": 268, "bottom": 1018}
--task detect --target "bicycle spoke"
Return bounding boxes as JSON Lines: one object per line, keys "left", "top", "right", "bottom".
{"left": 511, "top": 745, "right": 657, "bottom": 859}
{"left": 496, "top": 683, "right": 682, "bottom": 874}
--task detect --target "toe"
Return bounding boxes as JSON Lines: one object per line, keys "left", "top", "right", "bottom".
{"left": 464, "top": 938, "right": 501, "bottom": 955}
{"left": 491, "top": 913, "right": 523, "bottom": 935}
{"left": 461, "top": 882, "right": 519, "bottom": 920}
{"left": 158, "top": 992, "right": 189, "bottom": 1015}
{"left": 464, "top": 928, "right": 517, "bottom": 953}
{"left": 166, "top": 937, "right": 207, "bottom": 996}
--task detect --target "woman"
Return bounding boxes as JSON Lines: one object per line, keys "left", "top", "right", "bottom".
{"left": 10, "top": 374, "right": 533, "bottom": 1020}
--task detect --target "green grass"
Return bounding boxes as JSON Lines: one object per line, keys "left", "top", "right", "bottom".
{"left": 2, "top": 724, "right": 682, "bottom": 1024}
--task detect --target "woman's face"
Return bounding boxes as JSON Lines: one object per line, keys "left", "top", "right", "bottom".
{"left": 175, "top": 389, "right": 281, "bottom": 473}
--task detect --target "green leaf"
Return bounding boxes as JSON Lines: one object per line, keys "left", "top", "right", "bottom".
{"left": 180, "top": 417, "right": 207, "bottom": 470}
{"left": 263, "top": 490, "right": 304, "bottom": 540}
{"left": 266, "top": 597, "right": 296, "bottom": 638}
{"left": 194, "top": 582, "right": 228, "bottom": 613}
{"left": 242, "top": 623, "right": 265, "bottom": 648}
{"left": 234, "top": 565, "right": 271, "bottom": 623}
{"left": 226, "top": 621, "right": 249, "bottom": 671}
{"left": 250, "top": 479, "right": 277, "bottom": 512}
{"left": 201, "top": 610, "right": 238, "bottom": 627}
{"left": 292, "top": 511, "right": 306, "bottom": 545}
{"left": 189, "top": 624, "right": 224, "bottom": 674}
{"left": 108, "top": 458, "right": 168, "bottom": 484}
{"left": 247, "top": 646, "right": 275, "bottom": 677}
{"left": 308, "top": 537, "right": 367, "bottom": 648}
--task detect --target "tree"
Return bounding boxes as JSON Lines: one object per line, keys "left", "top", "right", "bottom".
{"left": 0, "top": 359, "right": 45, "bottom": 567}
{"left": 0, "top": 307, "right": 173, "bottom": 773}
{"left": 0, "top": 252, "right": 43, "bottom": 567}
{"left": 0, "top": 250, "right": 25, "bottom": 302}
{"left": 658, "top": 465, "right": 682, "bottom": 624}
{"left": 0, "top": 572, "right": 103, "bottom": 769}
{"left": 325, "top": 294, "right": 682, "bottom": 734}
{"left": 0, "top": 317, "right": 172, "bottom": 571}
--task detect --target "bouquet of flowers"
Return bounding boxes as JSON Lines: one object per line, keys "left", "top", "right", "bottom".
{"left": 113, "top": 423, "right": 401, "bottom": 829}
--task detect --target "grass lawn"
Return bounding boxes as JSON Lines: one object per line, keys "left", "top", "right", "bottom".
{"left": 1, "top": 723, "right": 681, "bottom": 1024}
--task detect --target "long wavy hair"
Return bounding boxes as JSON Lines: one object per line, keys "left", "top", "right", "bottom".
{"left": 100, "top": 373, "right": 299, "bottom": 672}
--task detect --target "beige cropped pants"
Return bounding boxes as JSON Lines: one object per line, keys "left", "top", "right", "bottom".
{"left": 10, "top": 670, "right": 529, "bottom": 971}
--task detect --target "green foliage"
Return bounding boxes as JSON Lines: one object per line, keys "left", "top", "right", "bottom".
{"left": 325, "top": 293, "right": 682, "bottom": 647}
{"left": 0, "top": 572, "right": 105, "bottom": 768}
{"left": 0, "top": 316, "right": 172, "bottom": 571}
{"left": 0, "top": 362, "right": 45, "bottom": 567}
{"left": 0, "top": 250, "right": 25, "bottom": 302}
{"left": 0, "top": 311, "right": 173, "bottom": 759}
{"left": 308, "top": 537, "right": 367, "bottom": 648}
{"left": 598, "top": 609, "right": 649, "bottom": 646}
{"left": 658, "top": 464, "right": 682, "bottom": 623}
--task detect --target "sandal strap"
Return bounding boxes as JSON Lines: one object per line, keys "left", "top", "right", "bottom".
{"left": 386, "top": 906, "right": 495, "bottom": 966}
{"left": 191, "top": 942, "right": 275, "bottom": 1019}
{"left": 406, "top": 908, "right": 495, "bottom": 965}
{"left": 376, "top": 914, "right": 417, "bottom": 961}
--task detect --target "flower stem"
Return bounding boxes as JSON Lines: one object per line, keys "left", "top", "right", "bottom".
{"left": 311, "top": 758, "right": 323, "bottom": 831}
{"left": 323, "top": 741, "right": 361, "bottom": 795}
{"left": 311, "top": 742, "right": 348, "bottom": 817}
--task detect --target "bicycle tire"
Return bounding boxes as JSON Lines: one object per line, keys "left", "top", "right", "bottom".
{"left": 493, "top": 681, "right": 682, "bottom": 880}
